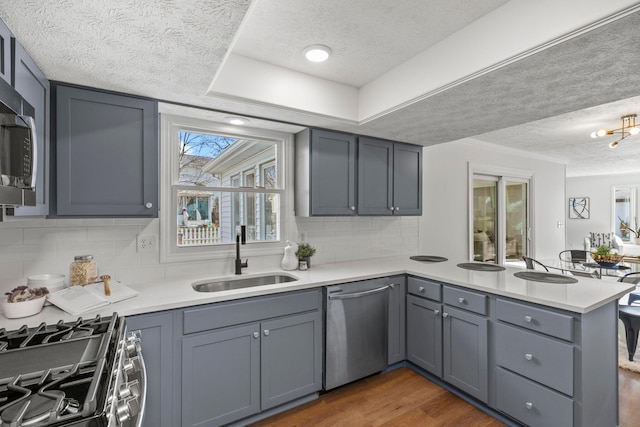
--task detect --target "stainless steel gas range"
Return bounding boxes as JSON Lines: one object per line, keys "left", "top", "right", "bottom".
{"left": 0, "top": 314, "right": 146, "bottom": 426}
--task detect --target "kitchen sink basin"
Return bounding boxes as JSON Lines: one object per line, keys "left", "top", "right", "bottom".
{"left": 192, "top": 273, "right": 298, "bottom": 292}
{"left": 457, "top": 262, "right": 506, "bottom": 272}
{"left": 514, "top": 271, "right": 578, "bottom": 284}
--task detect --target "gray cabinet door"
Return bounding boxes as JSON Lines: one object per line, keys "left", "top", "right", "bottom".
{"left": 310, "top": 129, "right": 356, "bottom": 215}
{"left": 387, "top": 278, "right": 406, "bottom": 364}
{"left": 261, "top": 311, "right": 322, "bottom": 410}
{"left": 182, "top": 323, "right": 260, "bottom": 427}
{"left": 358, "top": 137, "right": 393, "bottom": 215}
{"left": 53, "top": 84, "right": 158, "bottom": 217}
{"left": 126, "top": 312, "right": 176, "bottom": 427}
{"left": 12, "top": 40, "right": 50, "bottom": 216}
{"left": 406, "top": 295, "right": 442, "bottom": 376}
{"left": 0, "top": 20, "right": 11, "bottom": 86}
{"left": 442, "top": 305, "right": 489, "bottom": 402}
{"left": 393, "top": 143, "right": 422, "bottom": 215}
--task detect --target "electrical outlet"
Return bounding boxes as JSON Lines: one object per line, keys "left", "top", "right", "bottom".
{"left": 137, "top": 234, "right": 157, "bottom": 252}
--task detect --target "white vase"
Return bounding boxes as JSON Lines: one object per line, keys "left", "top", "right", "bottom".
{"left": 281, "top": 241, "right": 298, "bottom": 271}
{"left": 632, "top": 236, "right": 640, "bottom": 245}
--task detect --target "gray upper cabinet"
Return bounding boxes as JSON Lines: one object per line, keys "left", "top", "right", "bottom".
{"left": 295, "top": 128, "right": 357, "bottom": 216}
{"left": 52, "top": 84, "right": 158, "bottom": 217}
{"left": 358, "top": 137, "right": 422, "bottom": 216}
{"left": 0, "top": 19, "right": 11, "bottom": 85}
{"left": 12, "top": 39, "right": 50, "bottom": 217}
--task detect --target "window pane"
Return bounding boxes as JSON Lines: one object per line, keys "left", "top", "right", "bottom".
{"left": 473, "top": 178, "right": 497, "bottom": 263}
{"left": 616, "top": 187, "right": 632, "bottom": 241}
{"left": 177, "top": 189, "right": 279, "bottom": 246}
{"left": 505, "top": 181, "right": 527, "bottom": 260}
{"left": 177, "top": 131, "right": 278, "bottom": 188}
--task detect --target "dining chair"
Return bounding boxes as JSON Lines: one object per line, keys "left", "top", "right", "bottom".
{"left": 558, "top": 249, "right": 589, "bottom": 266}
{"left": 522, "top": 256, "right": 549, "bottom": 271}
{"left": 619, "top": 272, "right": 640, "bottom": 305}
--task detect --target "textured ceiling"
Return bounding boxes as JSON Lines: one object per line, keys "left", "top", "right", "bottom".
{"left": 0, "top": 0, "right": 639, "bottom": 177}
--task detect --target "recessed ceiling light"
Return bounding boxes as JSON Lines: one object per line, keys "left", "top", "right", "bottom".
{"left": 303, "top": 45, "right": 332, "bottom": 63}
{"left": 224, "top": 117, "right": 249, "bottom": 126}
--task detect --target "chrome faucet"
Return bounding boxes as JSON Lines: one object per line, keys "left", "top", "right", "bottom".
{"left": 235, "top": 225, "right": 248, "bottom": 275}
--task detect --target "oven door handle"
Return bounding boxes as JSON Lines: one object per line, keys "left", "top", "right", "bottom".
{"left": 134, "top": 345, "right": 147, "bottom": 427}
{"left": 328, "top": 285, "right": 389, "bottom": 300}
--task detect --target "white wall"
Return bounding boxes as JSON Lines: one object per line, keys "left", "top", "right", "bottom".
{"left": 420, "top": 138, "right": 566, "bottom": 261}
{"left": 566, "top": 172, "right": 640, "bottom": 249}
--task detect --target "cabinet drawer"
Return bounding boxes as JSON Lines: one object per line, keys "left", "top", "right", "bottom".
{"left": 497, "top": 298, "right": 574, "bottom": 342}
{"left": 495, "top": 323, "right": 574, "bottom": 396}
{"left": 443, "top": 286, "right": 487, "bottom": 315}
{"left": 407, "top": 276, "right": 441, "bottom": 301}
{"left": 496, "top": 367, "right": 573, "bottom": 427}
{"left": 183, "top": 289, "right": 321, "bottom": 334}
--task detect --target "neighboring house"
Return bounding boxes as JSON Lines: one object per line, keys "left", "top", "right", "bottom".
{"left": 178, "top": 154, "right": 220, "bottom": 227}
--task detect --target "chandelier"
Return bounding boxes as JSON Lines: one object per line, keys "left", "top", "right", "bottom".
{"left": 590, "top": 114, "right": 640, "bottom": 148}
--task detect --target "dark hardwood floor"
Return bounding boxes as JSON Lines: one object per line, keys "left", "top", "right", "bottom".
{"left": 252, "top": 367, "right": 640, "bottom": 426}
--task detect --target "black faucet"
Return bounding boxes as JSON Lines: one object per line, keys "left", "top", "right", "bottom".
{"left": 235, "top": 225, "right": 248, "bottom": 275}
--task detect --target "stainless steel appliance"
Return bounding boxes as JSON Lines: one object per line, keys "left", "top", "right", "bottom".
{"left": 324, "top": 282, "right": 389, "bottom": 390}
{"left": 0, "top": 314, "right": 146, "bottom": 426}
{"left": 0, "top": 76, "right": 37, "bottom": 207}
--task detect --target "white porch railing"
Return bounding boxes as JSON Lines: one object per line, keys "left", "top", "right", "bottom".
{"left": 178, "top": 226, "right": 220, "bottom": 246}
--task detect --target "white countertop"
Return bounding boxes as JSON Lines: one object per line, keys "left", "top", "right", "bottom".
{"left": 2, "top": 256, "right": 635, "bottom": 329}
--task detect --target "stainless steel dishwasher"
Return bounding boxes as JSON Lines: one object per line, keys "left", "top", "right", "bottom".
{"left": 324, "top": 281, "right": 390, "bottom": 390}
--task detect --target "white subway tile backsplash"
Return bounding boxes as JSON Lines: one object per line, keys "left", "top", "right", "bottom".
{"left": 0, "top": 214, "right": 419, "bottom": 286}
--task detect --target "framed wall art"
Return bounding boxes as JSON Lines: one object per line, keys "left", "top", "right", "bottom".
{"left": 569, "top": 197, "right": 590, "bottom": 219}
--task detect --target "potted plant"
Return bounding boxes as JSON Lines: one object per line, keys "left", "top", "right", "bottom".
{"left": 295, "top": 243, "right": 316, "bottom": 268}
{"left": 619, "top": 216, "right": 640, "bottom": 244}
{"left": 590, "top": 245, "right": 623, "bottom": 267}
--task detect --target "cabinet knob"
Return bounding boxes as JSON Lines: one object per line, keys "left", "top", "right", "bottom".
{"left": 458, "top": 297, "right": 466, "bottom": 304}
{"left": 525, "top": 353, "right": 533, "bottom": 361}
{"left": 418, "top": 286, "right": 425, "bottom": 292}
{"left": 434, "top": 309, "right": 440, "bottom": 316}
{"left": 395, "top": 207, "right": 400, "bottom": 211}
{"left": 350, "top": 206, "right": 356, "bottom": 211}
{"left": 525, "top": 402, "right": 533, "bottom": 410}
{"left": 389, "top": 207, "right": 395, "bottom": 211}
{"left": 524, "top": 315, "right": 532, "bottom": 323}
{"left": 145, "top": 202, "right": 153, "bottom": 209}
{"left": 442, "top": 312, "right": 449, "bottom": 318}
{"left": 264, "top": 329, "right": 269, "bottom": 336}
{"left": 253, "top": 332, "right": 259, "bottom": 339}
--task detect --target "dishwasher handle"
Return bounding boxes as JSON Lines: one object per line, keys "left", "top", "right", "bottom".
{"left": 328, "top": 285, "right": 389, "bottom": 300}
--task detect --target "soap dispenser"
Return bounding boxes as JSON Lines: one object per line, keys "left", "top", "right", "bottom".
{"left": 281, "top": 240, "right": 298, "bottom": 271}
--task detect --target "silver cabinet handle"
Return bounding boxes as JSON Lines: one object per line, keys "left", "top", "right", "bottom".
{"left": 525, "top": 353, "right": 533, "bottom": 361}
{"left": 458, "top": 297, "right": 466, "bottom": 304}
{"left": 145, "top": 202, "right": 153, "bottom": 209}
{"left": 328, "top": 285, "right": 389, "bottom": 300}
{"left": 264, "top": 329, "right": 269, "bottom": 336}
{"left": 253, "top": 332, "right": 259, "bottom": 339}
{"left": 525, "top": 315, "right": 532, "bottom": 323}
{"left": 418, "top": 286, "right": 425, "bottom": 293}
{"left": 525, "top": 402, "right": 533, "bottom": 410}
{"left": 442, "top": 312, "right": 449, "bottom": 318}
{"left": 434, "top": 309, "right": 440, "bottom": 316}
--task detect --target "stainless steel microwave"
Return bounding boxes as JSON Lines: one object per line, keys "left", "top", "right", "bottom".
{"left": 0, "top": 77, "right": 37, "bottom": 206}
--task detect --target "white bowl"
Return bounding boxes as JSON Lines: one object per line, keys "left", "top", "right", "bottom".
{"left": 27, "top": 273, "right": 66, "bottom": 292}
{"left": 1, "top": 295, "right": 46, "bottom": 318}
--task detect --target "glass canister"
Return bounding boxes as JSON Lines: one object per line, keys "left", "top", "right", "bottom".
{"left": 69, "top": 255, "right": 98, "bottom": 286}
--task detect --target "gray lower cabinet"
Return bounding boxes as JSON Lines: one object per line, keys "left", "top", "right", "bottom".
{"left": 52, "top": 84, "right": 158, "bottom": 217}
{"left": 181, "top": 289, "right": 322, "bottom": 427}
{"left": 358, "top": 137, "right": 422, "bottom": 216}
{"left": 295, "top": 128, "right": 357, "bottom": 216}
{"left": 406, "top": 279, "right": 489, "bottom": 403}
{"left": 387, "top": 276, "right": 406, "bottom": 364}
{"left": 125, "top": 311, "right": 177, "bottom": 427}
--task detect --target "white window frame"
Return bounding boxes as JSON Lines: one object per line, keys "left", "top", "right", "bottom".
{"left": 468, "top": 163, "right": 535, "bottom": 264}
{"left": 160, "top": 113, "right": 291, "bottom": 263}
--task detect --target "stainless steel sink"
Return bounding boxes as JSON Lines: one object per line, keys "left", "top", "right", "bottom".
{"left": 192, "top": 273, "right": 298, "bottom": 292}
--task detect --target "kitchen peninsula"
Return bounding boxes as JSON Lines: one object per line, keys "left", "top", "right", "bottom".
{"left": 3, "top": 256, "right": 632, "bottom": 427}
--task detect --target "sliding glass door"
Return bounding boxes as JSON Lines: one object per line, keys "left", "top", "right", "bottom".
{"left": 472, "top": 174, "right": 529, "bottom": 264}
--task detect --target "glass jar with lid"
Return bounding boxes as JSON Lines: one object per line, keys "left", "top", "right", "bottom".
{"left": 69, "top": 255, "right": 98, "bottom": 286}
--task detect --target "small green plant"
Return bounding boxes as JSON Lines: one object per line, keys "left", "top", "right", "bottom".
{"left": 594, "top": 245, "right": 611, "bottom": 256}
{"left": 295, "top": 243, "right": 316, "bottom": 259}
